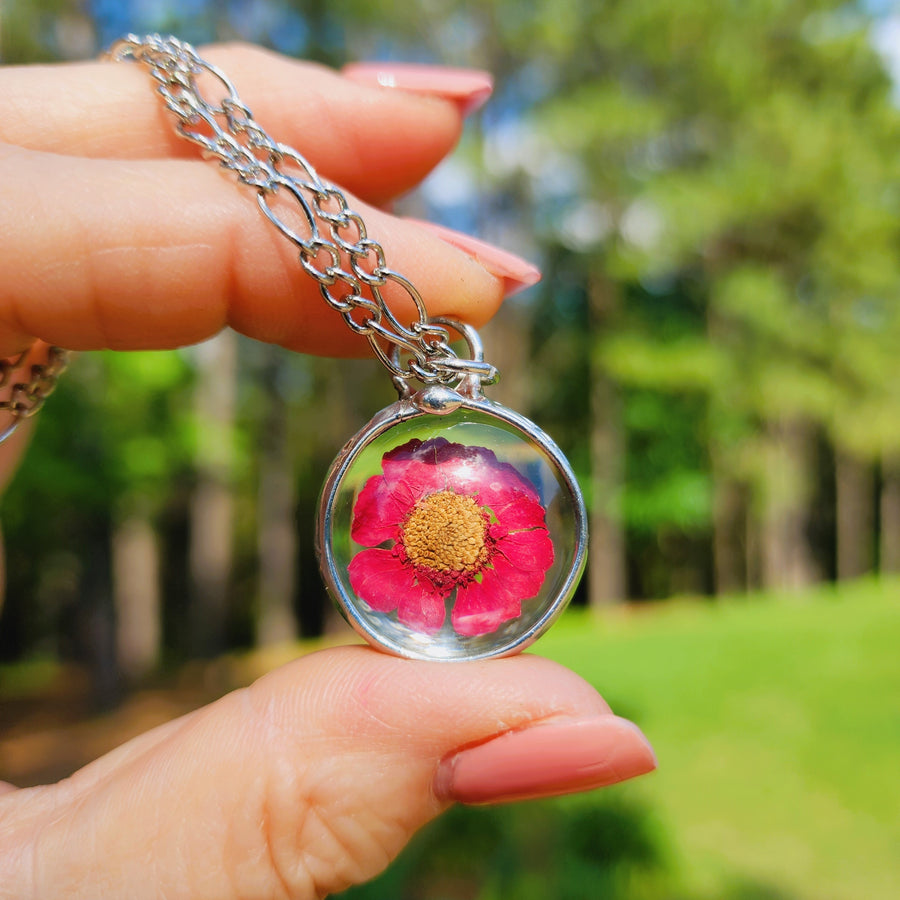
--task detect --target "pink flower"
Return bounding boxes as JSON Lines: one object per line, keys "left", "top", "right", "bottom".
{"left": 347, "top": 437, "right": 554, "bottom": 636}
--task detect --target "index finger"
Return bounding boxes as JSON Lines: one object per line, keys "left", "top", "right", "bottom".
{"left": 0, "top": 146, "right": 517, "bottom": 358}
{"left": 0, "top": 44, "right": 538, "bottom": 359}
{"left": 0, "top": 44, "right": 484, "bottom": 207}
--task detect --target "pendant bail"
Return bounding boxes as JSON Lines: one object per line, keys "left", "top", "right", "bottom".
{"left": 391, "top": 316, "right": 499, "bottom": 401}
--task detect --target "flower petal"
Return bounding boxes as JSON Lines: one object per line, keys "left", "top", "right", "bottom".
{"left": 397, "top": 585, "right": 448, "bottom": 634}
{"left": 490, "top": 551, "right": 549, "bottom": 600}
{"left": 351, "top": 475, "right": 406, "bottom": 546}
{"left": 431, "top": 443, "right": 509, "bottom": 496}
{"left": 348, "top": 548, "right": 447, "bottom": 633}
{"left": 452, "top": 566, "right": 522, "bottom": 636}
{"left": 382, "top": 438, "right": 448, "bottom": 495}
{"left": 493, "top": 525, "right": 555, "bottom": 574}
{"left": 348, "top": 548, "right": 411, "bottom": 612}
{"left": 489, "top": 492, "right": 548, "bottom": 531}
{"left": 351, "top": 440, "right": 447, "bottom": 547}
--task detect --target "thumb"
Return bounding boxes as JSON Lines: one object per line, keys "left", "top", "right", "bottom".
{"left": 4, "top": 646, "right": 655, "bottom": 900}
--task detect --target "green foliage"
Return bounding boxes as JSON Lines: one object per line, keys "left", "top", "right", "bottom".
{"left": 96, "top": 351, "right": 195, "bottom": 508}
{"left": 497, "top": 0, "right": 900, "bottom": 590}
{"left": 529, "top": 0, "right": 900, "bottom": 438}
{"left": 623, "top": 391, "right": 713, "bottom": 534}
{"left": 0, "top": 0, "right": 91, "bottom": 62}
{"left": 600, "top": 335, "right": 724, "bottom": 392}
{"left": 339, "top": 793, "right": 667, "bottom": 900}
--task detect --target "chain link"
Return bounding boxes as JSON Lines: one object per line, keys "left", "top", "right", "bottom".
{"left": 107, "top": 33, "right": 498, "bottom": 388}
{"left": 0, "top": 346, "right": 70, "bottom": 444}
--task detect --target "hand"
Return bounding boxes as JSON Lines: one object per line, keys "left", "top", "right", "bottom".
{"left": 0, "top": 46, "right": 540, "bottom": 481}
{"left": 0, "top": 647, "right": 655, "bottom": 899}
{"left": 0, "top": 45, "right": 539, "bottom": 360}
{"left": 0, "top": 44, "right": 656, "bottom": 899}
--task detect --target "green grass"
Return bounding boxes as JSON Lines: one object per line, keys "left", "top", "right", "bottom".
{"left": 535, "top": 579, "right": 900, "bottom": 900}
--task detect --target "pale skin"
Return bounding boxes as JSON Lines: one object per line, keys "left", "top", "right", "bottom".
{"left": 0, "top": 45, "right": 656, "bottom": 899}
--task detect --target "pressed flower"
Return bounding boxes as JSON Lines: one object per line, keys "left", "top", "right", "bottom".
{"left": 347, "top": 437, "right": 554, "bottom": 636}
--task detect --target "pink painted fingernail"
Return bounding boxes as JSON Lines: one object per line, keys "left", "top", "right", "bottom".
{"left": 434, "top": 716, "right": 657, "bottom": 805}
{"left": 411, "top": 219, "right": 542, "bottom": 296}
{"left": 342, "top": 62, "right": 494, "bottom": 116}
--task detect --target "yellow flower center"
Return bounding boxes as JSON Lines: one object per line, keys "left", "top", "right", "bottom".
{"left": 402, "top": 490, "right": 489, "bottom": 573}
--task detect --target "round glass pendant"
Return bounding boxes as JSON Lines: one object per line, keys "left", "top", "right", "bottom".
{"left": 316, "top": 387, "right": 587, "bottom": 660}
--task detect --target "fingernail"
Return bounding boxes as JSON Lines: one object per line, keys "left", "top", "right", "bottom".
{"left": 342, "top": 62, "right": 494, "bottom": 116}
{"left": 434, "top": 716, "right": 657, "bottom": 805}
{"left": 411, "top": 219, "right": 542, "bottom": 296}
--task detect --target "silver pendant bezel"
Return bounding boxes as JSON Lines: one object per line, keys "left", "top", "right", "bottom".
{"left": 316, "top": 389, "right": 588, "bottom": 661}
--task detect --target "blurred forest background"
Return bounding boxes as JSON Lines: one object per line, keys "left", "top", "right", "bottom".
{"left": 1, "top": 1, "right": 899, "bottom": 899}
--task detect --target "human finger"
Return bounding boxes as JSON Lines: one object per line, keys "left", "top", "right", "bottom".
{"left": 3, "top": 647, "right": 655, "bottom": 900}
{"left": 0, "top": 145, "right": 539, "bottom": 357}
{"left": 0, "top": 45, "right": 490, "bottom": 207}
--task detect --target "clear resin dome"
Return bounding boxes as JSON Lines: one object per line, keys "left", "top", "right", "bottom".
{"left": 317, "top": 392, "right": 587, "bottom": 660}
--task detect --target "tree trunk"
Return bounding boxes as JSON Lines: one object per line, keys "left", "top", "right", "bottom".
{"left": 745, "top": 499, "right": 762, "bottom": 592}
{"left": 257, "top": 350, "right": 298, "bottom": 646}
{"left": 0, "top": 419, "right": 34, "bottom": 617}
{"left": 481, "top": 305, "right": 532, "bottom": 414}
{"left": 835, "top": 451, "right": 874, "bottom": 581}
{"left": 588, "top": 275, "right": 626, "bottom": 606}
{"left": 75, "top": 518, "right": 119, "bottom": 709}
{"left": 759, "top": 419, "right": 819, "bottom": 591}
{"left": 707, "top": 309, "right": 745, "bottom": 596}
{"left": 879, "top": 455, "right": 900, "bottom": 574}
{"left": 189, "top": 332, "right": 237, "bottom": 657}
{"left": 298, "top": 358, "right": 360, "bottom": 639}
{"left": 0, "top": 523, "right": 6, "bottom": 621}
{"left": 112, "top": 512, "right": 161, "bottom": 680}
{"left": 712, "top": 472, "right": 745, "bottom": 596}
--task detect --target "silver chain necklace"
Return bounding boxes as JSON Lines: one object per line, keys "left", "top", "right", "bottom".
{"left": 0, "top": 348, "right": 69, "bottom": 445}
{"left": 6, "top": 34, "right": 587, "bottom": 661}
{"left": 109, "top": 34, "right": 498, "bottom": 391}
